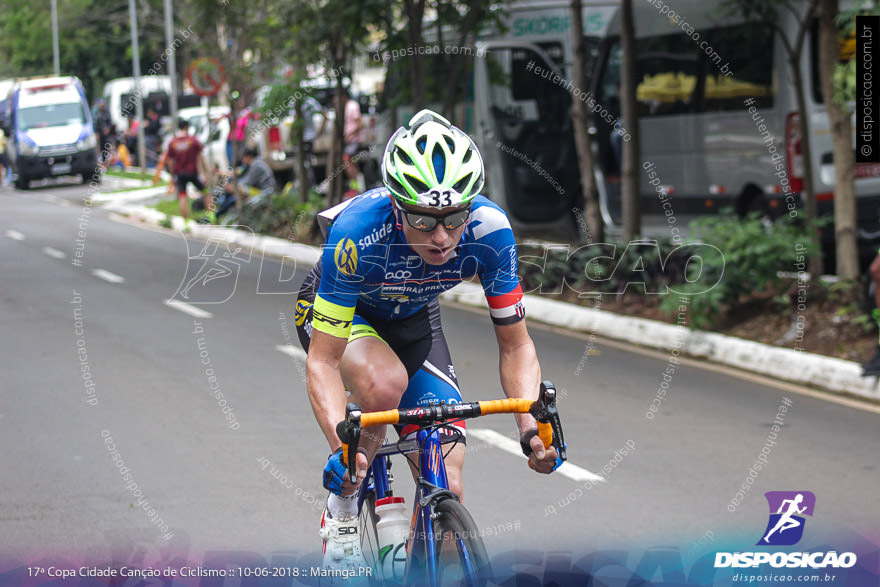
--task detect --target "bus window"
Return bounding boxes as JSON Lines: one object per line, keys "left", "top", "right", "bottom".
{"left": 700, "top": 23, "right": 774, "bottom": 111}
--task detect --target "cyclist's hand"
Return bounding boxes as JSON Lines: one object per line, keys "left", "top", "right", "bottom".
{"left": 521, "top": 428, "right": 560, "bottom": 474}
{"left": 322, "top": 448, "right": 368, "bottom": 495}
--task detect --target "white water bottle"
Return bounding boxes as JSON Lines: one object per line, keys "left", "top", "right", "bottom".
{"left": 375, "top": 496, "right": 409, "bottom": 582}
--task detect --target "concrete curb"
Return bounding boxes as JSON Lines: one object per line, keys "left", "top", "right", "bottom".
{"left": 108, "top": 196, "right": 879, "bottom": 403}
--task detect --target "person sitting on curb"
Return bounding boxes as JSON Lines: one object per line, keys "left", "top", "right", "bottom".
{"left": 862, "top": 251, "right": 880, "bottom": 376}
{"left": 224, "top": 146, "right": 275, "bottom": 207}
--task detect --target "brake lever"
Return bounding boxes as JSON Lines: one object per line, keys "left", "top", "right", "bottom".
{"left": 336, "top": 402, "right": 362, "bottom": 484}
{"left": 530, "top": 380, "right": 567, "bottom": 463}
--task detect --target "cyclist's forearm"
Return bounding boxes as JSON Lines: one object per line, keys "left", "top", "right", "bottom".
{"left": 306, "top": 358, "right": 349, "bottom": 451}
{"left": 498, "top": 339, "right": 541, "bottom": 432}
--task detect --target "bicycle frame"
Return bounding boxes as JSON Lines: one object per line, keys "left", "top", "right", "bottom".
{"left": 357, "top": 426, "right": 476, "bottom": 586}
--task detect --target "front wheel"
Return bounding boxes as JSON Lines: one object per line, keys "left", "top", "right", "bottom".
{"left": 432, "top": 498, "right": 492, "bottom": 587}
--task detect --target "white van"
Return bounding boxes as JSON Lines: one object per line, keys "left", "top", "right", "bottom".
{"left": 101, "top": 76, "right": 200, "bottom": 135}
{"left": 7, "top": 76, "right": 98, "bottom": 189}
{"left": 473, "top": 0, "right": 878, "bottom": 247}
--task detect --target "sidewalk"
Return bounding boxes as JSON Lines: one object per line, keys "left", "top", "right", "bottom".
{"left": 102, "top": 192, "right": 880, "bottom": 404}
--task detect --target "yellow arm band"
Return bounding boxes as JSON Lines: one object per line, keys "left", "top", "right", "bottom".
{"left": 312, "top": 295, "right": 356, "bottom": 339}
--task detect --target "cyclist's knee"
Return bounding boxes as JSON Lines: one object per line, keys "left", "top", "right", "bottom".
{"left": 345, "top": 359, "right": 407, "bottom": 410}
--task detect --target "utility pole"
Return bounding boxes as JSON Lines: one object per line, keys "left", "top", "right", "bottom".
{"left": 164, "top": 0, "right": 178, "bottom": 126}
{"left": 51, "top": 0, "right": 60, "bottom": 75}
{"left": 128, "top": 0, "right": 147, "bottom": 179}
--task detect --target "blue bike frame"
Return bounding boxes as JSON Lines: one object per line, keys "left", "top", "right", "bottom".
{"left": 357, "top": 427, "right": 478, "bottom": 586}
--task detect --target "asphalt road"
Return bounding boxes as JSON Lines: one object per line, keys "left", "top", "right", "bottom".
{"left": 1, "top": 179, "right": 878, "bottom": 582}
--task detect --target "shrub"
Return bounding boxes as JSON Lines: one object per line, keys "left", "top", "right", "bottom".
{"left": 660, "top": 211, "right": 818, "bottom": 329}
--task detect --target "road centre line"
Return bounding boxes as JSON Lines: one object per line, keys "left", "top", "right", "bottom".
{"left": 467, "top": 427, "right": 604, "bottom": 483}
{"left": 163, "top": 299, "right": 213, "bottom": 318}
{"left": 91, "top": 269, "right": 126, "bottom": 284}
{"left": 42, "top": 247, "right": 66, "bottom": 259}
{"left": 6, "top": 229, "right": 24, "bottom": 240}
{"left": 276, "top": 345, "right": 308, "bottom": 361}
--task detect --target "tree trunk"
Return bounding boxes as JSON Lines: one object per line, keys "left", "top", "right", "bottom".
{"left": 620, "top": 0, "right": 640, "bottom": 241}
{"left": 441, "top": 2, "right": 483, "bottom": 119}
{"left": 818, "top": 0, "right": 858, "bottom": 279}
{"left": 570, "top": 0, "right": 603, "bottom": 243}
{"left": 329, "top": 50, "right": 347, "bottom": 205}
{"left": 790, "top": 58, "right": 823, "bottom": 277}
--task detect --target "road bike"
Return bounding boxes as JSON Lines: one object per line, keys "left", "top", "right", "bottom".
{"left": 335, "top": 381, "right": 567, "bottom": 586}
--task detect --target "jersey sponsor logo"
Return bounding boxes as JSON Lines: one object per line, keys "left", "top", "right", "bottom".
{"left": 294, "top": 299, "right": 312, "bottom": 326}
{"left": 385, "top": 270, "right": 413, "bottom": 280}
{"left": 358, "top": 222, "right": 394, "bottom": 249}
{"left": 334, "top": 238, "right": 358, "bottom": 276}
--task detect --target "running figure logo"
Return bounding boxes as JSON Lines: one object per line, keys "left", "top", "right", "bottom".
{"left": 172, "top": 229, "right": 254, "bottom": 304}
{"left": 757, "top": 491, "right": 816, "bottom": 546}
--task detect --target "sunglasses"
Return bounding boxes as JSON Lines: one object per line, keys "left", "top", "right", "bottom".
{"left": 394, "top": 200, "right": 471, "bottom": 232}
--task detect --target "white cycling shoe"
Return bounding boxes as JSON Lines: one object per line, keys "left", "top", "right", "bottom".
{"left": 320, "top": 509, "right": 369, "bottom": 574}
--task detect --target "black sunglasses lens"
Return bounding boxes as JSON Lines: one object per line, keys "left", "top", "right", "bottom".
{"left": 443, "top": 209, "right": 470, "bottom": 229}
{"left": 407, "top": 213, "right": 439, "bottom": 231}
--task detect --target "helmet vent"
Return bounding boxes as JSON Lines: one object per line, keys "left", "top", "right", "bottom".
{"left": 385, "top": 174, "right": 408, "bottom": 198}
{"left": 443, "top": 135, "right": 455, "bottom": 150}
{"left": 462, "top": 149, "right": 473, "bottom": 163}
{"left": 452, "top": 173, "right": 472, "bottom": 194}
{"left": 432, "top": 144, "right": 446, "bottom": 183}
{"left": 416, "top": 137, "right": 427, "bottom": 154}
{"left": 406, "top": 174, "right": 429, "bottom": 193}
{"left": 396, "top": 148, "right": 414, "bottom": 166}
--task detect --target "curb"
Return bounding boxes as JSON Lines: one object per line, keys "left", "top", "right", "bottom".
{"left": 107, "top": 197, "right": 880, "bottom": 404}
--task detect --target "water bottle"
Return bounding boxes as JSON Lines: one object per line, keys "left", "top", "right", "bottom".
{"left": 374, "top": 496, "right": 409, "bottom": 582}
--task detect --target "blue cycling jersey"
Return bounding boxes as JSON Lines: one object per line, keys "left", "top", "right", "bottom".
{"left": 311, "top": 188, "right": 525, "bottom": 338}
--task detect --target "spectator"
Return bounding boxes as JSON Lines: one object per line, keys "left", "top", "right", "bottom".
{"left": 154, "top": 119, "right": 212, "bottom": 228}
{"left": 334, "top": 88, "right": 364, "bottom": 194}
{"left": 223, "top": 146, "right": 275, "bottom": 208}
{"left": 93, "top": 99, "right": 113, "bottom": 163}
{"left": 225, "top": 91, "right": 244, "bottom": 168}
{"left": 0, "top": 126, "right": 7, "bottom": 186}
{"left": 862, "top": 252, "right": 880, "bottom": 376}
{"left": 231, "top": 102, "right": 254, "bottom": 168}
{"left": 144, "top": 107, "right": 162, "bottom": 167}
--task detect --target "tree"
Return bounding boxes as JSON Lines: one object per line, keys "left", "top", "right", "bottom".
{"left": 620, "top": 0, "right": 640, "bottom": 242}
{"left": 817, "top": 0, "right": 858, "bottom": 279}
{"left": 570, "top": 0, "right": 604, "bottom": 243}
{"left": 0, "top": 0, "right": 173, "bottom": 101}
{"left": 724, "top": 0, "right": 823, "bottom": 278}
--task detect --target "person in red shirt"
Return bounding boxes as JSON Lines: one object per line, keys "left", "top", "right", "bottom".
{"left": 156, "top": 119, "right": 213, "bottom": 225}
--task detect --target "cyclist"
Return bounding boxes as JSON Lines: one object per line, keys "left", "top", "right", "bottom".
{"left": 294, "top": 109, "right": 559, "bottom": 572}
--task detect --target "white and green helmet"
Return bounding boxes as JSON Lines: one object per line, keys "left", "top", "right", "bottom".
{"left": 381, "top": 109, "right": 485, "bottom": 207}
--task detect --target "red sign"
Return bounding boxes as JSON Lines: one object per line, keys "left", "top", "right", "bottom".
{"left": 187, "top": 58, "right": 226, "bottom": 97}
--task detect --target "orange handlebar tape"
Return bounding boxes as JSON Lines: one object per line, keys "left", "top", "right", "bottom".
{"left": 341, "top": 443, "right": 349, "bottom": 466}
{"left": 537, "top": 422, "right": 553, "bottom": 448}
{"left": 476, "top": 398, "right": 533, "bottom": 415}
{"left": 361, "top": 410, "right": 401, "bottom": 427}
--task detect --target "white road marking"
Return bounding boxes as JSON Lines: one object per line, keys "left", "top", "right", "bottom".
{"left": 42, "top": 247, "right": 66, "bottom": 259}
{"left": 467, "top": 427, "right": 604, "bottom": 483}
{"left": 6, "top": 230, "right": 24, "bottom": 241}
{"left": 91, "top": 269, "right": 125, "bottom": 284}
{"left": 163, "top": 299, "right": 213, "bottom": 318}
{"left": 276, "top": 344, "right": 308, "bottom": 361}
